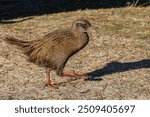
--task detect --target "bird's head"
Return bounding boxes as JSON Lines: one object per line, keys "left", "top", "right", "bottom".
{"left": 72, "top": 18, "right": 96, "bottom": 33}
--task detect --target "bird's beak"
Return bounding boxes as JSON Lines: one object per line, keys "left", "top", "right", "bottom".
{"left": 87, "top": 26, "right": 97, "bottom": 33}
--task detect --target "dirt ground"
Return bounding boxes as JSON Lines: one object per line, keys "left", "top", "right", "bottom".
{"left": 0, "top": 7, "right": 150, "bottom": 99}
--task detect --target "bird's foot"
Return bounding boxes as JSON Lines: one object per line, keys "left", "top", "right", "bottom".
{"left": 45, "top": 83, "right": 59, "bottom": 88}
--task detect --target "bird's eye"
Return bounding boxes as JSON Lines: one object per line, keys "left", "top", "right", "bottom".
{"left": 76, "top": 23, "right": 89, "bottom": 29}
{"left": 82, "top": 23, "right": 88, "bottom": 29}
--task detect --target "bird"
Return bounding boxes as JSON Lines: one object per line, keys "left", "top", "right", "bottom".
{"left": 4, "top": 18, "right": 96, "bottom": 87}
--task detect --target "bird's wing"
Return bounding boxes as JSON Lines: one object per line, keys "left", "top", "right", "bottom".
{"left": 28, "top": 29, "right": 75, "bottom": 63}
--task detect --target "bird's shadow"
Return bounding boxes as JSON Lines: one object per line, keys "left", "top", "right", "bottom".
{"left": 86, "top": 59, "right": 150, "bottom": 80}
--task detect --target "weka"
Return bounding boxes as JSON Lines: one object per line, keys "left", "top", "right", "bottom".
{"left": 4, "top": 18, "right": 96, "bottom": 87}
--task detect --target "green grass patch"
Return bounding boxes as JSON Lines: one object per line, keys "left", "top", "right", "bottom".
{"left": 109, "top": 23, "right": 124, "bottom": 33}
{"left": 138, "top": 33, "right": 150, "bottom": 40}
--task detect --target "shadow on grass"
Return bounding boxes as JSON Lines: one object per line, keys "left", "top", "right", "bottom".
{"left": 86, "top": 59, "right": 150, "bottom": 80}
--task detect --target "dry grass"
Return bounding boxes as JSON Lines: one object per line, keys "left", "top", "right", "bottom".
{"left": 0, "top": 7, "right": 150, "bottom": 99}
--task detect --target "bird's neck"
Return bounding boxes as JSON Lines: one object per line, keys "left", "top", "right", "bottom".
{"left": 72, "top": 29, "right": 89, "bottom": 50}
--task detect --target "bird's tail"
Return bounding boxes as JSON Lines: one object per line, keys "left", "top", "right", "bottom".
{"left": 4, "top": 36, "right": 29, "bottom": 47}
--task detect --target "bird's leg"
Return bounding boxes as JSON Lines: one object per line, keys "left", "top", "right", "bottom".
{"left": 45, "top": 68, "right": 59, "bottom": 88}
{"left": 45, "top": 68, "right": 53, "bottom": 87}
{"left": 62, "top": 72, "right": 86, "bottom": 78}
